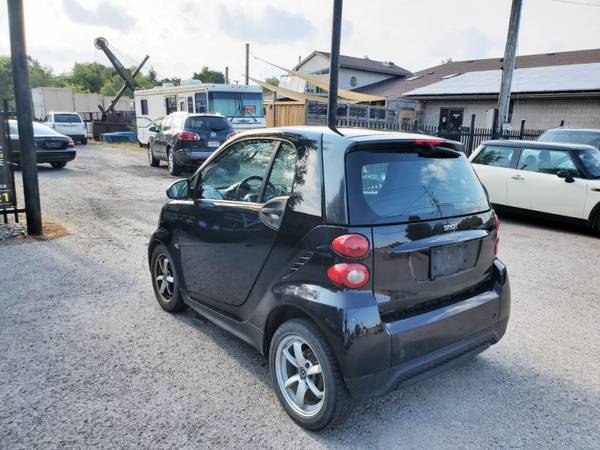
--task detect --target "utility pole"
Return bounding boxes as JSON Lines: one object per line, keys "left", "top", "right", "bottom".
{"left": 225, "top": 66, "right": 229, "bottom": 84}
{"left": 327, "top": 0, "right": 343, "bottom": 130}
{"left": 497, "top": 0, "right": 523, "bottom": 134}
{"left": 7, "top": 0, "right": 42, "bottom": 235}
{"left": 245, "top": 43, "right": 250, "bottom": 85}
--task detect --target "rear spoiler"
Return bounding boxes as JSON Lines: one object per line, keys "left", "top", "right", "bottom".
{"left": 349, "top": 138, "right": 465, "bottom": 155}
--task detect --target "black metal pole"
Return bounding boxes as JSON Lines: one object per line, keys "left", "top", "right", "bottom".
{"left": 327, "top": 0, "right": 343, "bottom": 131}
{"left": 7, "top": 0, "right": 42, "bottom": 235}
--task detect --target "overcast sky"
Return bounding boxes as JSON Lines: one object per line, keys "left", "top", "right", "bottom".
{"left": 1, "top": 0, "right": 599, "bottom": 83}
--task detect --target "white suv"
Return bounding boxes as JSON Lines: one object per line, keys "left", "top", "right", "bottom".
{"left": 44, "top": 112, "right": 88, "bottom": 145}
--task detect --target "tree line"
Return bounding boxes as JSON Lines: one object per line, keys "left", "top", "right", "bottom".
{"left": 0, "top": 56, "right": 229, "bottom": 109}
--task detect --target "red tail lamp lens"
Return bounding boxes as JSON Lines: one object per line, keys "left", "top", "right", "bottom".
{"left": 67, "top": 138, "right": 75, "bottom": 148}
{"left": 226, "top": 131, "right": 238, "bottom": 140}
{"left": 331, "top": 234, "right": 370, "bottom": 258}
{"left": 494, "top": 214, "right": 500, "bottom": 255}
{"left": 177, "top": 131, "right": 200, "bottom": 140}
{"left": 327, "top": 263, "right": 370, "bottom": 289}
{"left": 414, "top": 137, "right": 444, "bottom": 146}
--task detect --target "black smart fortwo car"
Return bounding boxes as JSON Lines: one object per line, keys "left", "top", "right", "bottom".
{"left": 148, "top": 127, "right": 510, "bottom": 430}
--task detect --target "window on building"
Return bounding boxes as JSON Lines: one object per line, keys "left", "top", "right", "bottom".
{"left": 187, "top": 96, "right": 194, "bottom": 113}
{"left": 140, "top": 99, "right": 148, "bottom": 115}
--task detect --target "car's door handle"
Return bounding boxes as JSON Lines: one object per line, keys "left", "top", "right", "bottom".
{"left": 259, "top": 196, "right": 289, "bottom": 230}
{"left": 511, "top": 174, "right": 524, "bottom": 180}
{"left": 194, "top": 199, "right": 215, "bottom": 208}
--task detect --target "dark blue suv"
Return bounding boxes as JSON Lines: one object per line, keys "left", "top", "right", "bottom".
{"left": 148, "top": 112, "right": 236, "bottom": 176}
{"left": 148, "top": 127, "right": 510, "bottom": 429}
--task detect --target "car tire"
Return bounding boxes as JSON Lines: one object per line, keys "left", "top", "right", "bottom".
{"left": 150, "top": 244, "right": 186, "bottom": 313}
{"left": 81, "top": 137, "right": 88, "bottom": 145}
{"left": 269, "top": 318, "right": 352, "bottom": 430}
{"left": 167, "top": 148, "right": 181, "bottom": 176}
{"left": 148, "top": 146, "right": 160, "bottom": 167}
{"left": 50, "top": 162, "right": 67, "bottom": 169}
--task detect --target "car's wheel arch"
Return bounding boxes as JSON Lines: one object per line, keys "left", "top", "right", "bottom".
{"left": 588, "top": 201, "right": 600, "bottom": 231}
{"left": 263, "top": 305, "right": 322, "bottom": 356}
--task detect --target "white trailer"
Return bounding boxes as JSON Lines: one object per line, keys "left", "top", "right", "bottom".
{"left": 133, "top": 81, "right": 265, "bottom": 145}
{"left": 31, "top": 87, "right": 133, "bottom": 121}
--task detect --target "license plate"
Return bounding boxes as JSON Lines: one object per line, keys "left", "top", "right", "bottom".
{"left": 208, "top": 141, "right": 220, "bottom": 148}
{"left": 46, "top": 142, "right": 63, "bottom": 149}
{"left": 431, "top": 243, "right": 467, "bottom": 278}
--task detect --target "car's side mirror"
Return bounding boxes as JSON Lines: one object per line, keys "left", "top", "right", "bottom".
{"left": 166, "top": 179, "right": 190, "bottom": 199}
{"left": 148, "top": 126, "right": 157, "bottom": 133}
{"left": 556, "top": 169, "right": 575, "bottom": 183}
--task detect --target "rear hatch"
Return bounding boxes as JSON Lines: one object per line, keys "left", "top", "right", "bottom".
{"left": 53, "top": 114, "right": 84, "bottom": 135}
{"left": 184, "top": 116, "right": 233, "bottom": 149}
{"left": 346, "top": 141, "right": 496, "bottom": 321}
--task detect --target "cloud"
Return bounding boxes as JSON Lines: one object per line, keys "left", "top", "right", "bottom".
{"left": 62, "top": 0, "right": 135, "bottom": 31}
{"left": 217, "top": 4, "right": 316, "bottom": 43}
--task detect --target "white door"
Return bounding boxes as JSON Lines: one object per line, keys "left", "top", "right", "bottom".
{"left": 470, "top": 144, "right": 517, "bottom": 205}
{"left": 507, "top": 147, "right": 587, "bottom": 219}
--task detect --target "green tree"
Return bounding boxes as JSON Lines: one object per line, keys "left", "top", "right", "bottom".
{"left": 192, "top": 66, "right": 225, "bottom": 84}
{"left": 265, "top": 76, "right": 279, "bottom": 86}
{"left": 70, "top": 62, "right": 114, "bottom": 93}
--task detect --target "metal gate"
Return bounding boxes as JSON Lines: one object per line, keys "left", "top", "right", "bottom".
{"left": 0, "top": 103, "right": 24, "bottom": 223}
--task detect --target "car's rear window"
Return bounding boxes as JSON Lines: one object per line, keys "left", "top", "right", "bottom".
{"left": 54, "top": 114, "right": 82, "bottom": 123}
{"left": 186, "top": 116, "right": 231, "bottom": 132}
{"left": 538, "top": 130, "right": 600, "bottom": 149}
{"left": 346, "top": 148, "right": 490, "bottom": 225}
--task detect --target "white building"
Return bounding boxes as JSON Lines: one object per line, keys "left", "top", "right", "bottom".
{"left": 279, "top": 51, "right": 411, "bottom": 95}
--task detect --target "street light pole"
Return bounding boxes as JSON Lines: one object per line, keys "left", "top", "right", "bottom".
{"left": 327, "top": 0, "right": 343, "bottom": 131}
{"left": 497, "top": 0, "right": 523, "bottom": 134}
{"left": 7, "top": 0, "right": 42, "bottom": 235}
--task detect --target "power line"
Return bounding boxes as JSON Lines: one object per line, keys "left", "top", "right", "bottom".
{"left": 552, "top": 0, "right": 600, "bottom": 6}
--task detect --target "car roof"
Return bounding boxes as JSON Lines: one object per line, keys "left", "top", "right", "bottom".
{"left": 543, "top": 128, "right": 600, "bottom": 134}
{"left": 47, "top": 111, "right": 81, "bottom": 115}
{"left": 167, "top": 111, "right": 225, "bottom": 118}
{"left": 482, "top": 139, "right": 598, "bottom": 151}
{"left": 235, "top": 126, "right": 460, "bottom": 146}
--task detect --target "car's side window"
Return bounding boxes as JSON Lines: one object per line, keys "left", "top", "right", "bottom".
{"left": 518, "top": 148, "right": 581, "bottom": 177}
{"left": 263, "top": 142, "right": 297, "bottom": 203}
{"left": 472, "top": 145, "right": 515, "bottom": 168}
{"left": 198, "top": 140, "right": 278, "bottom": 202}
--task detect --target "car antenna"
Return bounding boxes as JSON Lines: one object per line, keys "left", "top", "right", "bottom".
{"left": 327, "top": 0, "right": 344, "bottom": 136}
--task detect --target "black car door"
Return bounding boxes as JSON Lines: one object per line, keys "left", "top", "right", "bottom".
{"left": 177, "top": 139, "right": 296, "bottom": 307}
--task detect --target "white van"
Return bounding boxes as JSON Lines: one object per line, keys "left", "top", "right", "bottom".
{"left": 44, "top": 112, "right": 88, "bottom": 145}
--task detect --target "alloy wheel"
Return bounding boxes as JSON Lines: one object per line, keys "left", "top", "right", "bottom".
{"left": 168, "top": 151, "right": 173, "bottom": 173}
{"left": 275, "top": 335, "right": 325, "bottom": 418}
{"left": 148, "top": 147, "right": 154, "bottom": 165}
{"left": 154, "top": 254, "right": 175, "bottom": 302}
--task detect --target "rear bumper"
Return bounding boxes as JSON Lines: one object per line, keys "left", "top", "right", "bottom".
{"left": 10, "top": 150, "right": 76, "bottom": 164}
{"left": 175, "top": 148, "right": 216, "bottom": 165}
{"left": 36, "top": 150, "right": 76, "bottom": 163}
{"left": 342, "top": 259, "right": 510, "bottom": 398}
{"left": 345, "top": 318, "right": 507, "bottom": 398}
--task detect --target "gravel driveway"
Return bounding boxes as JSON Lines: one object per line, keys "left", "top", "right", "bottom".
{"left": 1, "top": 144, "right": 599, "bottom": 449}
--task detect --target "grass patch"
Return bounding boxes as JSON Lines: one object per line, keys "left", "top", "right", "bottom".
{"left": 89, "top": 139, "right": 144, "bottom": 153}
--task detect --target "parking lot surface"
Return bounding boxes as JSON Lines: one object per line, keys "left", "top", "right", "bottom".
{"left": 1, "top": 144, "right": 599, "bottom": 449}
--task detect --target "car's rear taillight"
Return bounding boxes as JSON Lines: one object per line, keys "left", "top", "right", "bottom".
{"left": 226, "top": 131, "right": 237, "bottom": 140}
{"left": 494, "top": 213, "right": 500, "bottom": 256}
{"left": 415, "top": 137, "right": 444, "bottom": 146}
{"left": 177, "top": 131, "right": 200, "bottom": 140}
{"left": 327, "top": 263, "right": 370, "bottom": 289}
{"left": 67, "top": 138, "right": 75, "bottom": 148}
{"left": 331, "top": 234, "right": 369, "bottom": 258}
